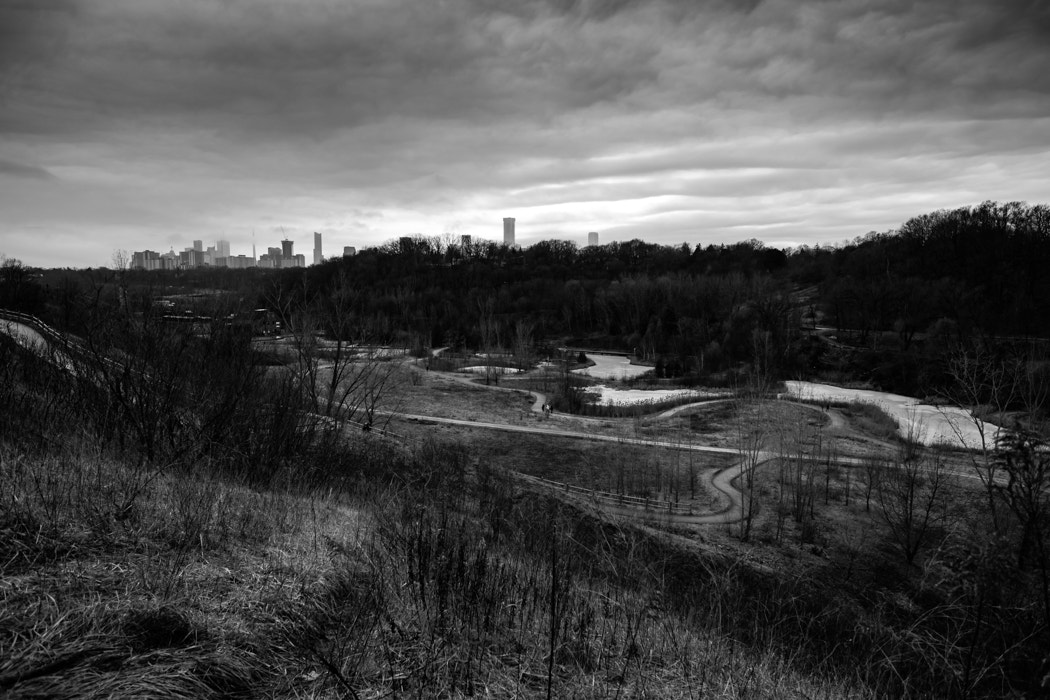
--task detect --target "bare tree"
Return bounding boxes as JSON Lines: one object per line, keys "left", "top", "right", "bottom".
{"left": 993, "top": 428, "right": 1050, "bottom": 630}
{"left": 476, "top": 295, "right": 500, "bottom": 385}
{"left": 512, "top": 318, "right": 534, "bottom": 371}
{"left": 876, "top": 450, "right": 951, "bottom": 565}
{"left": 943, "top": 344, "right": 1050, "bottom": 538}
{"left": 940, "top": 346, "right": 1018, "bottom": 533}
{"left": 862, "top": 455, "right": 885, "bottom": 512}
{"left": 275, "top": 273, "right": 404, "bottom": 432}
{"left": 735, "top": 401, "right": 767, "bottom": 542}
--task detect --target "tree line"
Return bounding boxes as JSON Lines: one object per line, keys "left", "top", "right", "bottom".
{"left": 4, "top": 200, "right": 1049, "bottom": 396}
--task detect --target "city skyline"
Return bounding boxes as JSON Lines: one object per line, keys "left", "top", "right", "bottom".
{"left": 2, "top": 1, "right": 1049, "bottom": 269}
{"left": 129, "top": 233, "right": 313, "bottom": 271}
{"left": 120, "top": 223, "right": 608, "bottom": 272}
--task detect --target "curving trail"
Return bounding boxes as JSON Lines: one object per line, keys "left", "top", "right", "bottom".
{"left": 395, "top": 409, "right": 750, "bottom": 522}
{"left": 0, "top": 319, "right": 48, "bottom": 351}
{"left": 400, "top": 364, "right": 881, "bottom": 524}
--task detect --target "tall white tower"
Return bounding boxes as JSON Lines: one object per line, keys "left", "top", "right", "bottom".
{"left": 503, "top": 217, "right": 515, "bottom": 247}
{"left": 588, "top": 231, "right": 599, "bottom": 246}
{"left": 313, "top": 232, "right": 322, "bottom": 265}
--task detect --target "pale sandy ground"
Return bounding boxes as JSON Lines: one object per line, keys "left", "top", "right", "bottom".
{"left": 572, "top": 353, "right": 651, "bottom": 380}
{"left": 460, "top": 366, "right": 524, "bottom": 374}
{"left": 582, "top": 385, "right": 728, "bottom": 406}
{"left": 785, "top": 380, "right": 1002, "bottom": 450}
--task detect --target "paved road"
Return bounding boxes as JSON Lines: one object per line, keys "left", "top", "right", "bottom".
{"left": 0, "top": 318, "right": 48, "bottom": 351}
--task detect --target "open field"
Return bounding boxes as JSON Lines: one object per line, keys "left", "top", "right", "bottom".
{"left": 377, "top": 365, "right": 535, "bottom": 422}
{"left": 388, "top": 418, "right": 732, "bottom": 514}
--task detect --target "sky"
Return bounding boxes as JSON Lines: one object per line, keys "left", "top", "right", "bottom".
{"left": 1, "top": 0, "right": 1048, "bottom": 269}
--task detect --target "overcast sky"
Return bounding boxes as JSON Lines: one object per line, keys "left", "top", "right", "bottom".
{"left": 1, "top": 0, "right": 1048, "bottom": 268}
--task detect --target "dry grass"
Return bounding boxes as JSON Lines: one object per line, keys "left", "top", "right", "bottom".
{"left": 838, "top": 400, "right": 900, "bottom": 444}
{"left": 0, "top": 436, "right": 880, "bottom": 699}
{"left": 0, "top": 441, "right": 371, "bottom": 699}
{"left": 4, "top": 339, "right": 1041, "bottom": 698}
{"left": 384, "top": 366, "right": 535, "bottom": 422}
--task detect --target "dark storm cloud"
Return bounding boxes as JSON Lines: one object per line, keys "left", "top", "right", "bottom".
{"left": 0, "top": 0, "right": 77, "bottom": 72}
{"left": 0, "top": 0, "right": 662, "bottom": 138}
{"left": 475, "top": 0, "right": 762, "bottom": 22}
{"left": 4, "top": 0, "right": 1049, "bottom": 139}
{"left": 1, "top": 0, "right": 1049, "bottom": 267}
{"left": 0, "top": 159, "right": 56, "bottom": 181}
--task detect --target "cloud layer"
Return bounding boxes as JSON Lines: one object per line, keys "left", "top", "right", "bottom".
{"left": 2, "top": 0, "right": 1049, "bottom": 266}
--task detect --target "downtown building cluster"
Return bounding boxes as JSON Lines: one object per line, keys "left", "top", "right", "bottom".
{"left": 130, "top": 233, "right": 334, "bottom": 271}
{"left": 129, "top": 222, "right": 599, "bottom": 271}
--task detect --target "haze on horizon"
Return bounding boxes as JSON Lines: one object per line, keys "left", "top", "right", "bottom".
{"left": 1, "top": 0, "right": 1048, "bottom": 269}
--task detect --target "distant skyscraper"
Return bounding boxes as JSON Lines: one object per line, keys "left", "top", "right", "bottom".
{"left": 131, "top": 250, "right": 162, "bottom": 270}
{"left": 503, "top": 217, "right": 515, "bottom": 247}
{"left": 343, "top": 246, "right": 357, "bottom": 257}
{"left": 193, "top": 240, "right": 203, "bottom": 252}
{"left": 161, "top": 249, "right": 178, "bottom": 270}
{"left": 281, "top": 239, "right": 294, "bottom": 260}
{"left": 217, "top": 239, "right": 230, "bottom": 259}
{"left": 588, "top": 231, "right": 599, "bottom": 246}
{"left": 313, "top": 232, "right": 322, "bottom": 265}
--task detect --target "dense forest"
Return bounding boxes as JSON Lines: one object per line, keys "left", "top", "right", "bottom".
{"left": 5, "top": 200, "right": 1049, "bottom": 399}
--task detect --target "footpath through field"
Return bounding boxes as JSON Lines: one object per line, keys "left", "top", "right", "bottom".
{"left": 402, "top": 363, "right": 889, "bottom": 525}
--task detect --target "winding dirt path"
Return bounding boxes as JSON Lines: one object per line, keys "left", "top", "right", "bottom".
{"left": 399, "top": 365, "right": 884, "bottom": 524}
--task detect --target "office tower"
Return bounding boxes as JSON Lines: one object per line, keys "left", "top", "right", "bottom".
{"left": 261, "top": 246, "right": 281, "bottom": 269}
{"left": 227, "top": 255, "right": 255, "bottom": 269}
{"left": 503, "top": 217, "right": 515, "bottom": 246}
{"left": 313, "top": 232, "right": 322, "bottom": 265}
{"left": 193, "top": 240, "right": 203, "bottom": 252}
{"left": 281, "top": 239, "right": 294, "bottom": 260}
{"left": 161, "top": 249, "right": 178, "bottom": 270}
{"left": 343, "top": 246, "right": 357, "bottom": 257}
{"left": 217, "top": 239, "right": 230, "bottom": 259}
{"left": 588, "top": 231, "right": 599, "bottom": 246}
{"left": 131, "top": 250, "right": 162, "bottom": 270}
